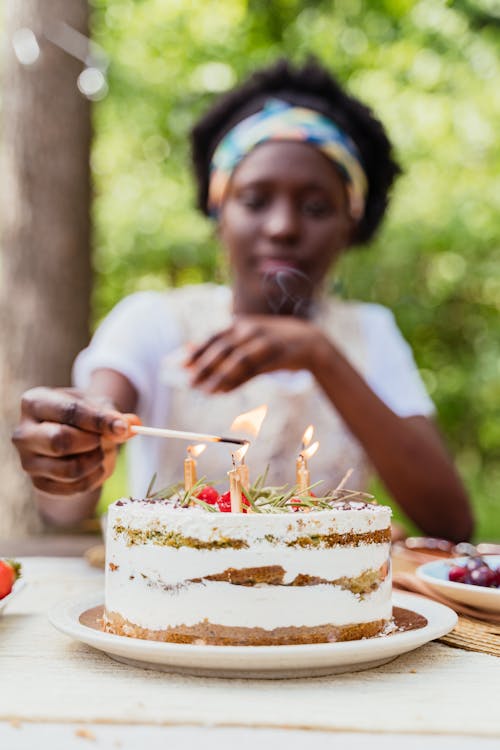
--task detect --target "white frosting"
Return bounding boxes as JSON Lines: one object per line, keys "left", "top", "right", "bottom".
{"left": 106, "top": 577, "right": 392, "bottom": 630}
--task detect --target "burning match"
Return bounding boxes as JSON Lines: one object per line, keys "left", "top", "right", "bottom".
{"left": 130, "top": 424, "right": 248, "bottom": 446}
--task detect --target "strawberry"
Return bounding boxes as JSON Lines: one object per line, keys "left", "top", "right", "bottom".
{"left": 288, "top": 490, "right": 316, "bottom": 512}
{"left": 195, "top": 486, "right": 220, "bottom": 505}
{"left": 217, "top": 491, "right": 250, "bottom": 513}
{"left": 0, "top": 559, "right": 21, "bottom": 600}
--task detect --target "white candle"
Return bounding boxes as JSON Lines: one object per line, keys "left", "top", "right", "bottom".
{"left": 296, "top": 425, "right": 319, "bottom": 496}
{"left": 296, "top": 455, "right": 310, "bottom": 494}
{"left": 184, "top": 455, "right": 197, "bottom": 491}
{"left": 184, "top": 444, "right": 206, "bottom": 492}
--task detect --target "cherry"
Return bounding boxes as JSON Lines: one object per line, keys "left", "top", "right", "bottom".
{"left": 217, "top": 492, "right": 232, "bottom": 513}
{"left": 195, "top": 486, "right": 219, "bottom": 505}
{"left": 448, "top": 566, "right": 469, "bottom": 584}
{"left": 469, "top": 566, "right": 496, "bottom": 588}
{"left": 217, "top": 491, "right": 250, "bottom": 513}
{"left": 447, "top": 557, "right": 500, "bottom": 588}
{"left": 464, "top": 556, "right": 486, "bottom": 572}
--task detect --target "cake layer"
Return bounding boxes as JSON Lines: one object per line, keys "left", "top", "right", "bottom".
{"left": 106, "top": 539, "right": 391, "bottom": 585}
{"left": 109, "top": 500, "right": 391, "bottom": 546}
{"left": 104, "top": 576, "right": 392, "bottom": 630}
{"left": 103, "top": 612, "right": 388, "bottom": 645}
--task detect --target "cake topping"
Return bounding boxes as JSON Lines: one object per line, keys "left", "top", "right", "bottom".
{"left": 118, "top": 468, "right": 380, "bottom": 515}
{"left": 217, "top": 491, "right": 250, "bottom": 513}
{"left": 194, "top": 486, "right": 219, "bottom": 505}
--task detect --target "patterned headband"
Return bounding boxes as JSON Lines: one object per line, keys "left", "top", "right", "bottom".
{"left": 208, "top": 98, "right": 368, "bottom": 220}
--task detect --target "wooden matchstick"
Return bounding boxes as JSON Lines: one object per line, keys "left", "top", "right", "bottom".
{"left": 130, "top": 425, "right": 248, "bottom": 446}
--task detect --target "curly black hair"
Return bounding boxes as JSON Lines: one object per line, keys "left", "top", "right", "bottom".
{"left": 191, "top": 58, "right": 401, "bottom": 245}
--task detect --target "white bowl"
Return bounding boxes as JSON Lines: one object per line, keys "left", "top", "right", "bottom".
{"left": 417, "top": 555, "right": 500, "bottom": 614}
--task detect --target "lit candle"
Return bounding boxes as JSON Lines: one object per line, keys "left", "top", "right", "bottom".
{"left": 296, "top": 455, "right": 310, "bottom": 494}
{"left": 184, "top": 444, "right": 206, "bottom": 491}
{"left": 229, "top": 406, "right": 267, "bottom": 492}
{"left": 296, "top": 425, "right": 319, "bottom": 495}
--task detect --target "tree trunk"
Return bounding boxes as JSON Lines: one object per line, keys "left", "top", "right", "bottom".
{"left": 0, "top": 0, "right": 92, "bottom": 537}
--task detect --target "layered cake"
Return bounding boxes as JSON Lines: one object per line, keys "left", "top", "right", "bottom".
{"left": 103, "top": 493, "right": 392, "bottom": 645}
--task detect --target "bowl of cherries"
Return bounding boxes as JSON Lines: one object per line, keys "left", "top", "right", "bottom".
{"left": 416, "top": 555, "right": 500, "bottom": 614}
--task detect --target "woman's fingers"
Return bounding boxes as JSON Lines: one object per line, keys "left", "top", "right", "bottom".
{"left": 188, "top": 322, "right": 262, "bottom": 387}
{"left": 189, "top": 337, "right": 238, "bottom": 386}
{"left": 201, "top": 338, "right": 281, "bottom": 393}
{"left": 26, "top": 440, "right": 119, "bottom": 496}
{"left": 32, "top": 465, "right": 107, "bottom": 496}
{"left": 12, "top": 420, "right": 102, "bottom": 457}
{"left": 19, "top": 446, "right": 105, "bottom": 483}
{"left": 21, "top": 387, "right": 129, "bottom": 438}
{"left": 184, "top": 331, "right": 228, "bottom": 366}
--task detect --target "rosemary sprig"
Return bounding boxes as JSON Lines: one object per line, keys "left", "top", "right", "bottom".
{"left": 188, "top": 496, "right": 219, "bottom": 512}
{"left": 145, "top": 473, "right": 158, "bottom": 498}
{"left": 146, "top": 480, "right": 182, "bottom": 500}
{"left": 179, "top": 477, "right": 210, "bottom": 506}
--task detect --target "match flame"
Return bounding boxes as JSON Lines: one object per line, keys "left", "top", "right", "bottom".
{"left": 230, "top": 405, "right": 268, "bottom": 438}
{"left": 301, "top": 424, "right": 314, "bottom": 449}
{"left": 232, "top": 442, "right": 250, "bottom": 464}
{"left": 301, "top": 440, "right": 319, "bottom": 460}
{"left": 187, "top": 444, "right": 206, "bottom": 458}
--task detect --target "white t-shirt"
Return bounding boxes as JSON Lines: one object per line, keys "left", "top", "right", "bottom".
{"left": 73, "top": 288, "right": 434, "bottom": 495}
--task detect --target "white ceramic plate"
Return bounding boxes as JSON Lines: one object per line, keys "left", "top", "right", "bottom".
{"left": 0, "top": 578, "right": 26, "bottom": 614}
{"left": 417, "top": 555, "right": 500, "bottom": 614}
{"left": 49, "top": 592, "right": 457, "bottom": 679}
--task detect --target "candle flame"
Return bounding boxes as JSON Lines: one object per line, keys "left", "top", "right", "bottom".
{"left": 301, "top": 424, "right": 314, "bottom": 449}
{"left": 187, "top": 443, "right": 206, "bottom": 458}
{"left": 232, "top": 442, "right": 249, "bottom": 464}
{"left": 230, "top": 404, "right": 268, "bottom": 438}
{"left": 301, "top": 440, "right": 319, "bottom": 460}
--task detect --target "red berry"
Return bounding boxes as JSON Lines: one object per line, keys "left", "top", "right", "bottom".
{"left": 495, "top": 568, "right": 500, "bottom": 588}
{"left": 0, "top": 560, "right": 21, "bottom": 600}
{"left": 217, "top": 491, "right": 250, "bottom": 513}
{"left": 448, "top": 566, "right": 469, "bottom": 584}
{"left": 469, "top": 566, "right": 496, "bottom": 588}
{"left": 195, "top": 486, "right": 219, "bottom": 505}
{"left": 464, "top": 556, "right": 486, "bottom": 572}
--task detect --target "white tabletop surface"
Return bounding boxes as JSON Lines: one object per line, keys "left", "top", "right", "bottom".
{"left": 1, "top": 557, "right": 499, "bottom": 749}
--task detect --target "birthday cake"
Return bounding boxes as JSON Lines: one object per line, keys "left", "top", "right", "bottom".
{"left": 103, "top": 488, "right": 392, "bottom": 646}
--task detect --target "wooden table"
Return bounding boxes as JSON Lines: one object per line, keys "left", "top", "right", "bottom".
{"left": 1, "top": 554, "right": 499, "bottom": 749}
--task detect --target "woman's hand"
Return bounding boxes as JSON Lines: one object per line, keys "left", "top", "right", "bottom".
{"left": 185, "top": 315, "right": 326, "bottom": 393}
{"left": 12, "top": 387, "right": 140, "bottom": 496}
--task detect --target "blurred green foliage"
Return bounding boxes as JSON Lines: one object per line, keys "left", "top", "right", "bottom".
{"left": 91, "top": 0, "right": 500, "bottom": 539}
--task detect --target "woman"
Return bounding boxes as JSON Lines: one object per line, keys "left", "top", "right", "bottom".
{"left": 12, "top": 59, "right": 473, "bottom": 540}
